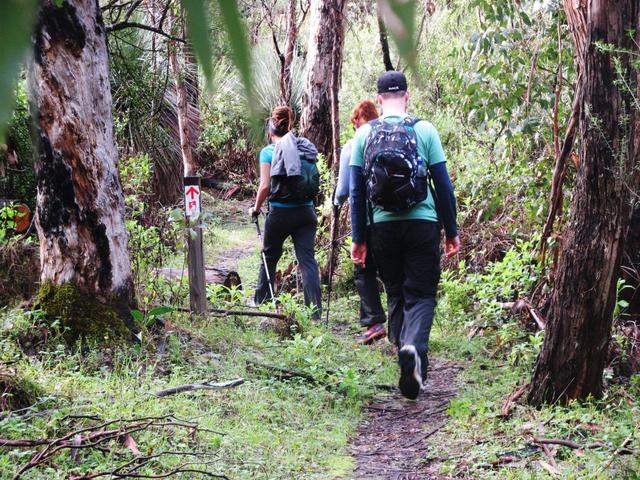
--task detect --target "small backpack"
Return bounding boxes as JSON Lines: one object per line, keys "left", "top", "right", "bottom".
{"left": 270, "top": 157, "right": 320, "bottom": 204}
{"left": 363, "top": 116, "right": 428, "bottom": 212}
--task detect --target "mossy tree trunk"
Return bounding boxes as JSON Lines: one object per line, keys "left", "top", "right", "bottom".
{"left": 299, "top": 0, "right": 346, "bottom": 168}
{"left": 528, "top": 0, "right": 640, "bottom": 405}
{"left": 29, "top": 0, "right": 135, "bottom": 323}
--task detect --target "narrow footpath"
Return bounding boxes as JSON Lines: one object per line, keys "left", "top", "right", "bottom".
{"left": 351, "top": 360, "right": 461, "bottom": 479}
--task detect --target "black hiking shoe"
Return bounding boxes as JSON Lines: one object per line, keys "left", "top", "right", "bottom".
{"left": 398, "top": 345, "right": 422, "bottom": 400}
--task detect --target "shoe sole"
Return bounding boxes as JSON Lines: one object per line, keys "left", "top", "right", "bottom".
{"left": 359, "top": 330, "right": 386, "bottom": 345}
{"left": 398, "top": 348, "right": 421, "bottom": 400}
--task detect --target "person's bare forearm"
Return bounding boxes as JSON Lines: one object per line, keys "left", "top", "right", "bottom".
{"left": 254, "top": 186, "right": 269, "bottom": 212}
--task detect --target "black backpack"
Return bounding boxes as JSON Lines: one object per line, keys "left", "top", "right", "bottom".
{"left": 269, "top": 156, "right": 320, "bottom": 204}
{"left": 363, "top": 116, "right": 428, "bottom": 212}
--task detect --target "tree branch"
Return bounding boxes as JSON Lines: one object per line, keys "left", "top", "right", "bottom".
{"left": 106, "top": 22, "right": 186, "bottom": 43}
{"left": 155, "top": 378, "right": 245, "bottom": 397}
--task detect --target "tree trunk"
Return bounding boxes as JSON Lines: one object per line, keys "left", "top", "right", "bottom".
{"left": 30, "top": 0, "right": 134, "bottom": 319}
{"left": 528, "top": 0, "right": 640, "bottom": 405}
{"left": 184, "top": 36, "right": 201, "bottom": 165}
{"left": 280, "top": 0, "right": 299, "bottom": 106}
{"left": 621, "top": 205, "right": 640, "bottom": 316}
{"left": 377, "top": 13, "right": 394, "bottom": 71}
{"left": 168, "top": 35, "right": 197, "bottom": 177}
{"left": 299, "top": 0, "right": 346, "bottom": 167}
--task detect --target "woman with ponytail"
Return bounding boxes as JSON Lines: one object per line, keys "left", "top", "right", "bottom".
{"left": 251, "top": 106, "right": 322, "bottom": 318}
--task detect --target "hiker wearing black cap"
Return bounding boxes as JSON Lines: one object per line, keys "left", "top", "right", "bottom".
{"left": 349, "top": 71, "right": 460, "bottom": 399}
{"left": 251, "top": 106, "right": 322, "bottom": 318}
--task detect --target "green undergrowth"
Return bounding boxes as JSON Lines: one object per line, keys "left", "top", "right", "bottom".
{"left": 0, "top": 290, "right": 396, "bottom": 479}
{"left": 425, "top": 243, "right": 640, "bottom": 479}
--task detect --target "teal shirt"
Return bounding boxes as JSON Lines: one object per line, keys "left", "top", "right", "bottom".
{"left": 259, "top": 144, "right": 313, "bottom": 208}
{"left": 349, "top": 113, "right": 446, "bottom": 224}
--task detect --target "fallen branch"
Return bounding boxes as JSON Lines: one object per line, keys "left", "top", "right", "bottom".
{"left": 490, "top": 456, "right": 517, "bottom": 466}
{"left": 176, "top": 307, "right": 287, "bottom": 320}
{"left": 155, "top": 378, "right": 244, "bottom": 397}
{"left": 246, "top": 361, "right": 395, "bottom": 392}
{"left": 6, "top": 415, "right": 223, "bottom": 479}
{"left": 402, "top": 422, "right": 446, "bottom": 449}
{"left": 0, "top": 438, "right": 50, "bottom": 447}
{"left": 501, "top": 383, "right": 529, "bottom": 418}
{"left": 533, "top": 437, "right": 635, "bottom": 455}
{"left": 598, "top": 434, "right": 635, "bottom": 474}
{"left": 246, "top": 361, "right": 317, "bottom": 383}
{"left": 391, "top": 400, "right": 451, "bottom": 422}
{"left": 500, "top": 300, "right": 546, "bottom": 330}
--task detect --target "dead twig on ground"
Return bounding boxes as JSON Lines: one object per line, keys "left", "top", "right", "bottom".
{"left": 246, "top": 361, "right": 395, "bottom": 392}
{"left": 501, "top": 300, "right": 546, "bottom": 330}
{"left": 155, "top": 378, "right": 244, "bottom": 397}
{"left": 597, "top": 434, "right": 635, "bottom": 475}
{"left": 532, "top": 437, "right": 635, "bottom": 455}
{"left": 176, "top": 307, "right": 287, "bottom": 320}
{"left": 391, "top": 400, "right": 450, "bottom": 422}
{"left": 4, "top": 414, "right": 224, "bottom": 479}
{"left": 402, "top": 422, "right": 446, "bottom": 449}
{"left": 500, "top": 383, "right": 529, "bottom": 418}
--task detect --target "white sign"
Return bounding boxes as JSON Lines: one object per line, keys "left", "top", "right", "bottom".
{"left": 184, "top": 185, "right": 201, "bottom": 218}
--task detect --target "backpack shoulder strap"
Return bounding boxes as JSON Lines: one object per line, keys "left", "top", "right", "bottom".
{"left": 368, "top": 118, "right": 382, "bottom": 130}
{"left": 363, "top": 119, "right": 383, "bottom": 155}
{"left": 404, "top": 116, "right": 421, "bottom": 127}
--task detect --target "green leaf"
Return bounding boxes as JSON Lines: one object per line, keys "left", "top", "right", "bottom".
{"left": 181, "top": 0, "right": 213, "bottom": 81}
{"left": 148, "top": 306, "right": 174, "bottom": 317}
{"left": 214, "top": 0, "right": 254, "bottom": 111}
{"left": 130, "top": 309, "right": 144, "bottom": 322}
{"left": 378, "top": 0, "right": 417, "bottom": 69}
{"left": 0, "top": 0, "right": 37, "bottom": 142}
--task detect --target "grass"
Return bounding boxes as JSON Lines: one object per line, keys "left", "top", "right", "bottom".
{"left": 1, "top": 198, "right": 639, "bottom": 479}
{"left": 0, "top": 296, "right": 397, "bottom": 479}
{"left": 0, "top": 198, "right": 397, "bottom": 479}
{"left": 423, "top": 263, "right": 640, "bottom": 480}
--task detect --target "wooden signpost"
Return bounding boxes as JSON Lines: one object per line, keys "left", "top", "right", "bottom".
{"left": 184, "top": 176, "right": 207, "bottom": 314}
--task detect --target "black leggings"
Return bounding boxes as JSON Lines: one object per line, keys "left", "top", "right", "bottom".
{"left": 255, "top": 206, "right": 322, "bottom": 318}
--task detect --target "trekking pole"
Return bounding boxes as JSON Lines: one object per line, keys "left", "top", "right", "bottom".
{"left": 325, "top": 202, "right": 340, "bottom": 324}
{"left": 253, "top": 215, "right": 277, "bottom": 307}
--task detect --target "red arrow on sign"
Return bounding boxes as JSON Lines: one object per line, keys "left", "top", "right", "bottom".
{"left": 185, "top": 186, "right": 199, "bottom": 199}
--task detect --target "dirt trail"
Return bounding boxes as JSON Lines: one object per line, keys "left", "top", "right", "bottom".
{"left": 351, "top": 359, "right": 461, "bottom": 479}
{"left": 206, "top": 197, "right": 256, "bottom": 273}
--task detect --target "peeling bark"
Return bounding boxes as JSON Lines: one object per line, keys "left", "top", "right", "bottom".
{"left": 529, "top": 0, "right": 640, "bottom": 405}
{"left": 299, "top": 0, "right": 346, "bottom": 166}
{"left": 29, "top": 0, "right": 134, "bottom": 314}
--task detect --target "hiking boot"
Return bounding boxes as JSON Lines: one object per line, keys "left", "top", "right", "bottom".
{"left": 398, "top": 345, "right": 422, "bottom": 400}
{"left": 420, "top": 357, "right": 429, "bottom": 393}
{"left": 357, "top": 323, "right": 385, "bottom": 344}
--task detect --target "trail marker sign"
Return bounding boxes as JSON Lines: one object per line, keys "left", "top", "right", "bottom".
{"left": 183, "top": 176, "right": 207, "bottom": 314}
{"left": 184, "top": 180, "right": 201, "bottom": 218}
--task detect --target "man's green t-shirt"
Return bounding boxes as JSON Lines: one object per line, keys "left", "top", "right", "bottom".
{"left": 349, "top": 112, "right": 446, "bottom": 224}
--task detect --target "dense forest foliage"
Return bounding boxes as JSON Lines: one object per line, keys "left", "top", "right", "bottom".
{"left": 0, "top": 0, "right": 638, "bottom": 478}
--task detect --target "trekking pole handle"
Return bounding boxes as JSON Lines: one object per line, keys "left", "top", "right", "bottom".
{"left": 253, "top": 215, "right": 262, "bottom": 237}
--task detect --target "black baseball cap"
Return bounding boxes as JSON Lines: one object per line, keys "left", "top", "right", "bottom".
{"left": 377, "top": 71, "right": 408, "bottom": 94}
